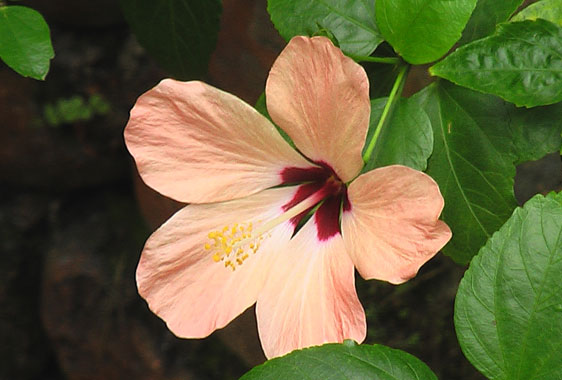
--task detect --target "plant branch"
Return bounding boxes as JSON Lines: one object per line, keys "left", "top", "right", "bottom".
{"left": 362, "top": 64, "right": 409, "bottom": 163}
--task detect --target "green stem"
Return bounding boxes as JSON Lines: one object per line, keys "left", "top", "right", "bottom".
{"left": 347, "top": 54, "right": 401, "bottom": 65}
{"left": 362, "top": 64, "right": 409, "bottom": 163}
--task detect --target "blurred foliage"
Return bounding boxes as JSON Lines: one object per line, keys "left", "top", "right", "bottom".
{"left": 43, "top": 94, "right": 111, "bottom": 127}
{"left": 119, "top": 0, "right": 222, "bottom": 80}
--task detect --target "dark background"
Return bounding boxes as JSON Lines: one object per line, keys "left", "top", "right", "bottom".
{"left": 1, "top": 0, "right": 560, "bottom": 379}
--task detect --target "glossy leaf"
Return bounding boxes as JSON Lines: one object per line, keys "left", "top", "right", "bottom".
{"left": 267, "top": 0, "right": 383, "bottom": 56}
{"left": 375, "top": 0, "right": 477, "bottom": 64}
{"left": 364, "top": 96, "right": 433, "bottom": 172}
{"left": 0, "top": 5, "right": 54, "bottom": 80}
{"left": 455, "top": 192, "right": 562, "bottom": 380}
{"left": 431, "top": 20, "right": 562, "bottom": 107}
{"left": 511, "top": 0, "right": 562, "bottom": 26}
{"left": 240, "top": 341, "right": 437, "bottom": 380}
{"left": 416, "top": 82, "right": 562, "bottom": 263}
{"left": 510, "top": 102, "right": 562, "bottom": 164}
{"left": 459, "top": 0, "right": 523, "bottom": 45}
{"left": 119, "top": 0, "right": 221, "bottom": 80}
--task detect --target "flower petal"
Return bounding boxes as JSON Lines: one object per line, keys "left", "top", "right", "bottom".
{"left": 136, "top": 187, "right": 298, "bottom": 339}
{"left": 266, "top": 36, "right": 370, "bottom": 182}
{"left": 125, "top": 79, "right": 312, "bottom": 204}
{"left": 342, "top": 165, "right": 452, "bottom": 285}
{"left": 256, "top": 219, "right": 366, "bottom": 358}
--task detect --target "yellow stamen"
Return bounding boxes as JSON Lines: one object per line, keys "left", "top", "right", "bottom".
{"left": 204, "top": 192, "right": 321, "bottom": 271}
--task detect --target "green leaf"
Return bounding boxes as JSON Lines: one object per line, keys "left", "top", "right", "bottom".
{"left": 267, "top": 0, "right": 383, "bottom": 56}
{"left": 459, "top": 0, "right": 523, "bottom": 45}
{"left": 416, "top": 81, "right": 562, "bottom": 263}
{"left": 430, "top": 20, "right": 562, "bottom": 108}
{"left": 375, "top": 0, "right": 477, "bottom": 64}
{"left": 119, "top": 0, "right": 221, "bottom": 80}
{"left": 364, "top": 95, "right": 433, "bottom": 171}
{"left": 455, "top": 192, "right": 562, "bottom": 380}
{"left": 0, "top": 5, "right": 54, "bottom": 80}
{"left": 240, "top": 342, "right": 437, "bottom": 380}
{"left": 512, "top": 0, "right": 562, "bottom": 26}
{"left": 510, "top": 102, "right": 562, "bottom": 164}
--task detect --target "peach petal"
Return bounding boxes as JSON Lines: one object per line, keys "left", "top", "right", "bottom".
{"left": 136, "top": 187, "right": 299, "bottom": 339}
{"left": 342, "top": 165, "right": 452, "bottom": 285}
{"left": 266, "top": 36, "right": 370, "bottom": 182}
{"left": 125, "top": 79, "right": 312, "bottom": 204}
{"left": 256, "top": 219, "right": 366, "bottom": 358}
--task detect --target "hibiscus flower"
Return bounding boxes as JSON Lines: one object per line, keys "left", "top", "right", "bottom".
{"left": 124, "top": 36, "right": 451, "bottom": 359}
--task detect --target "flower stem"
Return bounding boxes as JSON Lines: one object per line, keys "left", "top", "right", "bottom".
{"left": 362, "top": 64, "right": 409, "bottom": 163}
{"left": 347, "top": 54, "right": 401, "bottom": 65}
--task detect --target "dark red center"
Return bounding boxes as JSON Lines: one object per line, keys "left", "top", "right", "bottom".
{"left": 280, "top": 162, "right": 350, "bottom": 241}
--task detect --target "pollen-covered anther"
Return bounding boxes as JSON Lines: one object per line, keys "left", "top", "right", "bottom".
{"left": 205, "top": 222, "right": 264, "bottom": 271}
{"left": 204, "top": 192, "right": 324, "bottom": 271}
